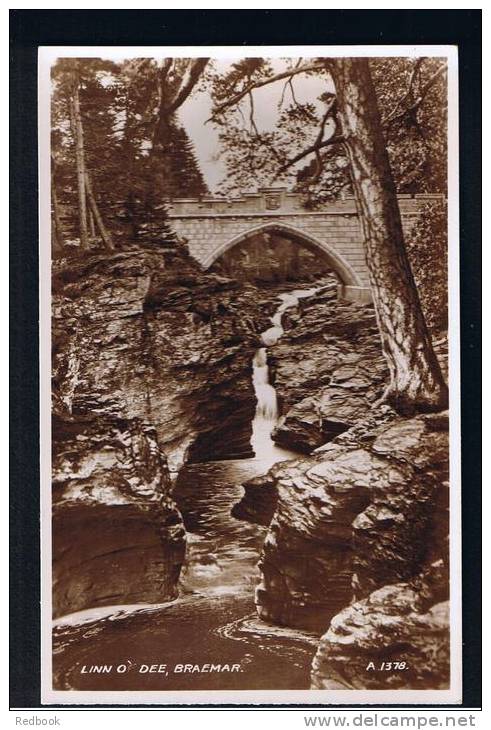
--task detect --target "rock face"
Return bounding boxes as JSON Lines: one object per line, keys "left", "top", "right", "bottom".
{"left": 52, "top": 245, "right": 268, "bottom": 617}
{"left": 255, "top": 452, "right": 372, "bottom": 631}
{"left": 231, "top": 465, "right": 281, "bottom": 527}
{"left": 53, "top": 247, "right": 271, "bottom": 471}
{"left": 52, "top": 416, "right": 185, "bottom": 618}
{"left": 270, "top": 289, "right": 388, "bottom": 453}
{"left": 351, "top": 413, "right": 449, "bottom": 599}
{"left": 308, "top": 414, "right": 450, "bottom": 690}
{"left": 254, "top": 412, "right": 449, "bottom": 647}
{"left": 311, "top": 580, "right": 450, "bottom": 690}
{"left": 225, "top": 282, "right": 449, "bottom": 689}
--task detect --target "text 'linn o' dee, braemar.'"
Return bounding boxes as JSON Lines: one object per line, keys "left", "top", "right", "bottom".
{"left": 80, "top": 663, "right": 244, "bottom": 675}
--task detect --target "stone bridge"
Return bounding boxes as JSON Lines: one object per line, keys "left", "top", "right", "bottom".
{"left": 167, "top": 187, "right": 442, "bottom": 302}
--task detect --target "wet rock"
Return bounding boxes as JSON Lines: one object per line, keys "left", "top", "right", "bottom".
{"left": 273, "top": 386, "right": 375, "bottom": 453}
{"left": 52, "top": 246, "right": 272, "bottom": 616}
{"left": 52, "top": 415, "right": 185, "bottom": 618}
{"left": 255, "top": 412, "right": 449, "bottom": 636}
{"left": 352, "top": 414, "right": 449, "bottom": 598}
{"left": 254, "top": 453, "right": 372, "bottom": 632}
{"left": 311, "top": 581, "right": 450, "bottom": 690}
{"left": 269, "top": 292, "right": 387, "bottom": 453}
{"left": 231, "top": 467, "right": 280, "bottom": 527}
{"left": 53, "top": 247, "right": 265, "bottom": 473}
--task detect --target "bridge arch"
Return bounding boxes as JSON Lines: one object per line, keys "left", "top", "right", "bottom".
{"left": 201, "top": 222, "right": 364, "bottom": 288}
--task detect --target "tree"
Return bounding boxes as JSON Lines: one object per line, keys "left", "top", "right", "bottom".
{"left": 209, "top": 57, "right": 448, "bottom": 413}
{"left": 166, "top": 121, "right": 208, "bottom": 198}
{"left": 69, "top": 65, "right": 89, "bottom": 250}
{"left": 371, "top": 57, "right": 447, "bottom": 195}
{"left": 51, "top": 152, "right": 65, "bottom": 256}
{"left": 52, "top": 59, "right": 115, "bottom": 252}
{"left": 210, "top": 57, "right": 447, "bottom": 203}
{"left": 327, "top": 58, "right": 447, "bottom": 412}
{"left": 52, "top": 57, "right": 211, "bottom": 249}
{"left": 405, "top": 199, "right": 448, "bottom": 335}
{"left": 115, "top": 58, "right": 209, "bottom": 241}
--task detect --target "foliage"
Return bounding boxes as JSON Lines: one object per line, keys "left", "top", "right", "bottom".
{"left": 51, "top": 57, "right": 208, "bottom": 249}
{"left": 208, "top": 57, "right": 447, "bottom": 202}
{"left": 209, "top": 59, "right": 334, "bottom": 197}
{"left": 371, "top": 58, "right": 447, "bottom": 194}
{"left": 405, "top": 199, "right": 448, "bottom": 334}
{"left": 210, "top": 231, "right": 334, "bottom": 284}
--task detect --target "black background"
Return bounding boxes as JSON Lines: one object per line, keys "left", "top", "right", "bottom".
{"left": 10, "top": 9, "right": 481, "bottom": 710}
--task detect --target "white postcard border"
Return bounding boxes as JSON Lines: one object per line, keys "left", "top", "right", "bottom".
{"left": 38, "top": 44, "right": 461, "bottom": 706}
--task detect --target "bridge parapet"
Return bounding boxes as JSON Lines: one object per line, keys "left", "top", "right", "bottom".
{"left": 166, "top": 189, "right": 444, "bottom": 304}
{"left": 167, "top": 187, "right": 443, "bottom": 218}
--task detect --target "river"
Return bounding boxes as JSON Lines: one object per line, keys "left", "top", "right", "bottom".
{"left": 52, "top": 287, "right": 320, "bottom": 692}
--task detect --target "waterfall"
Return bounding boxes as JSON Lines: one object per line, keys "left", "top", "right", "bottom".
{"left": 250, "top": 286, "right": 319, "bottom": 463}
{"left": 252, "top": 348, "right": 278, "bottom": 420}
{"left": 250, "top": 345, "right": 282, "bottom": 462}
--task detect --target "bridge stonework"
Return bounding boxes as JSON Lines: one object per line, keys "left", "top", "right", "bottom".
{"left": 167, "top": 187, "right": 442, "bottom": 303}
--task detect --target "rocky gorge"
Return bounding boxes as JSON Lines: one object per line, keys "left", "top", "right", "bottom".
{"left": 52, "top": 243, "right": 449, "bottom": 692}
{"left": 52, "top": 243, "right": 274, "bottom": 617}
{"left": 233, "top": 285, "right": 450, "bottom": 689}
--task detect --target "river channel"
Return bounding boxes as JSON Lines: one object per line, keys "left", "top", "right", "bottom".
{"left": 52, "top": 288, "right": 320, "bottom": 692}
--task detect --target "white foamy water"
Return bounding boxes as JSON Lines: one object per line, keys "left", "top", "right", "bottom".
{"left": 251, "top": 287, "right": 318, "bottom": 463}
{"left": 252, "top": 348, "right": 278, "bottom": 420}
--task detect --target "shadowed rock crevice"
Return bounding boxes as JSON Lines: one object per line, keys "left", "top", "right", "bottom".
{"left": 52, "top": 246, "right": 277, "bottom": 617}
{"left": 230, "top": 286, "right": 449, "bottom": 689}
{"left": 242, "top": 411, "right": 449, "bottom": 688}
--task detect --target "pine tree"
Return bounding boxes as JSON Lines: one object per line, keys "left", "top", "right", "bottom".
{"left": 51, "top": 57, "right": 210, "bottom": 251}
{"left": 166, "top": 121, "right": 209, "bottom": 198}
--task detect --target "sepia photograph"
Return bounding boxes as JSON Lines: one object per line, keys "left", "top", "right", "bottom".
{"left": 38, "top": 45, "right": 460, "bottom": 705}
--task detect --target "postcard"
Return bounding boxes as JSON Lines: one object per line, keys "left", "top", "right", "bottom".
{"left": 38, "top": 44, "right": 461, "bottom": 705}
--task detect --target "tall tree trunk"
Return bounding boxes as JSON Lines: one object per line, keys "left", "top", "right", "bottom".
{"left": 51, "top": 159, "right": 64, "bottom": 257}
{"left": 122, "top": 94, "right": 138, "bottom": 240}
{"left": 88, "top": 209, "right": 96, "bottom": 238}
{"left": 85, "top": 172, "right": 114, "bottom": 252}
{"left": 328, "top": 58, "right": 448, "bottom": 413}
{"left": 70, "top": 73, "right": 89, "bottom": 251}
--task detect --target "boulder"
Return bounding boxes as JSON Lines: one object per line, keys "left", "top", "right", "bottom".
{"left": 273, "top": 385, "right": 375, "bottom": 453}
{"left": 352, "top": 414, "right": 449, "bottom": 598}
{"left": 269, "top": 291, "right": 387, "bottom": 453}
{"left": 311, "top": 580, "right": 450, "bottom": 690}
{"left": 254, "top": 452, "right": 372, "bottom": 631}
{"left": 254, "top": 412, "right": 449, "bottom": 637}
{"left": 52, "top": 416, "right": 185, "bottom": 618}
{"left": 231, "top": 464, "right": 282, "bottom": 527}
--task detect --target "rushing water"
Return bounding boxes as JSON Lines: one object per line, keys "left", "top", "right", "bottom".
{"left": 250, "top": 287, "right": 318, "bottom": 464}
{"left": 52, "top": 287, "right": 319, "bottom": 692}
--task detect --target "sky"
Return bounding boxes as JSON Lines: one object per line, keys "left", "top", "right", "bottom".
{"left": 175, "top": 59, "right": 333, "bottom": 193}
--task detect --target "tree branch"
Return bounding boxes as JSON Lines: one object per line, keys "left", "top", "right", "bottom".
{"left": 383, "top": 58, "right": 424, "bottom": 126}
{"left": 418, "top": 62, "right": 447, "bottom": 99}
{"left": 165, "top": 58, "right": 209, "bottom": 116}
{"left": 152, "top": 58, "right": 209, "bottom": 150}
{"left": 276, "top": 134, "right": 344, "bottom": 175}
{"left": 209, "top": 61, "right": 326, "bottom": 119}
{"left": 382, "top": 61, "right": 446, "bottom": 127}
{"left": 248, "top": 91, "right": 259, "bottom": 136}
{"left": 272, "top": 95, "right": 340, "bottom": 179}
